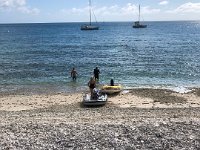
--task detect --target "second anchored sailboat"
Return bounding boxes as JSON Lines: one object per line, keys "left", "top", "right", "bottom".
{"left": 81, "top": 0, "right": 99, "bottom": 30}
{"left": 133, "top": 5, "right": 147, "bottom": 28}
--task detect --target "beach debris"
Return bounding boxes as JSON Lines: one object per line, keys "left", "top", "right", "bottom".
{"left": 121, "top": 90, "right": 129, "bottom": 94}
{"left": 170, "top": 87, "right": 192, "bottom": 94}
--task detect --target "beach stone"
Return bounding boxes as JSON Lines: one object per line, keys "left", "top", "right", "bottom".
{"left": 1, "top": 105, "right": 200, "bottom": 149}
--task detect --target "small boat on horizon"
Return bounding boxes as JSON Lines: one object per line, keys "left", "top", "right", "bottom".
{"left": 133, "top": 4, "right": 147, "bottom": 28}
{"left": 81, "top": 0, "right": 99, "bottom": 30}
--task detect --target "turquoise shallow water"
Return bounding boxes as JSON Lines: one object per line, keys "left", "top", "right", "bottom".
{"left": 0, "top": 21, "right": 200, "bottom": 94}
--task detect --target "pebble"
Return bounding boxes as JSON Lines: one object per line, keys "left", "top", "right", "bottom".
{"left": 0, "top": 106, "right": 200, "bottom": 149}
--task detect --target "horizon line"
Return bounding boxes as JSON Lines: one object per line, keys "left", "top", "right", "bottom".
{"left": 0, "top": 20, "right": 199, "bottom": 25}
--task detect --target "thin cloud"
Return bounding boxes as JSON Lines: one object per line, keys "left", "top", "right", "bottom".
{"left": 167, "top": 2, "right": 200, "bottom": 13}
{"left": 17, "top": 6, "right": 40, "bottom": 15}
{"left": 61, "top": 3, "right": 160, "bottom": 17}
{"left": 61, "top": 6, "right": 88, "bottom": 15}
{"left": 0, "top": 0, "right": 39, "bottom": 14}
{"left": 0, "top": 0, "right": 26, "bottom": 8}
{"left": 142, "top": 6, "right": 160, "bottom": 14}
{"left": 159, "top": 1, "right": 169, "bottom": 5}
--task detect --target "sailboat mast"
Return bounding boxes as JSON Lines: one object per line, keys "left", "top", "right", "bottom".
{"left": 89, "top": 0, "right": 92, "bottom": 25}
{"left": 139, "top": 4, "right": 140, "bottom": 22}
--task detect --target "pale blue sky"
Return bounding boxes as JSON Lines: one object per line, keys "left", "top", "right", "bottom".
{"left": 0, "top": 0, "right": 200, "bottom": 23}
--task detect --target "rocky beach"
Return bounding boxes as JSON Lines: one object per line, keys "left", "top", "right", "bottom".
{"left": 0, "top": 88, "right": 200, "bottom": 149}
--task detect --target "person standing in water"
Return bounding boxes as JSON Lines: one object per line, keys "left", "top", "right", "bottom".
{"left": 93, "top": 67, "right": 100, "bottom": 81}
{"left": 110, "top": 79, "right": 114, "bottom": 86}
{"left": 71, "top": 67, "right": 77, "bottom": 81}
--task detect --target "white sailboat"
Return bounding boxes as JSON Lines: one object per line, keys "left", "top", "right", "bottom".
{"left": 81, "top": 0, "right": 99, "bottom": 30}
{"left": 133, "top": 4, "right": 147, "bottom": 28}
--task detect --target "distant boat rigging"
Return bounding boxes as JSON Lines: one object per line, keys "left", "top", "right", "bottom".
{"left": 133, "top": 4, "right": 147, "bottom": 28}
{"left": 81, "top": 0, "right": 99, "bottom": 30}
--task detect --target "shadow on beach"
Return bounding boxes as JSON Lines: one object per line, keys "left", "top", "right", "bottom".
{"left": 79, "top": 102, "right": 107, "bottom": 109}
{"left": 130, "top": 88, "right": 187, "bottom": 104}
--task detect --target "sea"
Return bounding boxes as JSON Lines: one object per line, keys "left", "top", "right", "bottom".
{"left": 0, "top": 21, "right": 200, "bottom": 94}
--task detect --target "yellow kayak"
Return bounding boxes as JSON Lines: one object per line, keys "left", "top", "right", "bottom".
{"left": 101, "top": 85, "right": 122, "bottom": 94}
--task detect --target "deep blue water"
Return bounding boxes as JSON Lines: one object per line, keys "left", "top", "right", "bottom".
{"left": 0, "top": 21, "right": 200, "bottom": 93}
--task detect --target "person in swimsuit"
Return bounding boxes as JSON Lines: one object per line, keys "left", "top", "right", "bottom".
{"left": 93, "top": 67, "right": 100, "bottom": 81}
{"left": 88, "top": 77, "right": 96, "bottom": 98}
{"left": 110, "top": 79, "right": 114, "bottom": 86}
{"left": 71, "top": 68, "right": 77, "bottom": 81}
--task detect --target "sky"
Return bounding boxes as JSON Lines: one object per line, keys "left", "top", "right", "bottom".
{"left": 0, "top": 0, "right": 200, "bottom": 23}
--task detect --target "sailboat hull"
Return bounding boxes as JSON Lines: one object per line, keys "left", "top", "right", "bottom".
{"left": 81, "top": 25, "right": 99, "bottom": 30}
{"left": 132, "top": 5, "right": 147, "bottom": 29}
{"left": 133, "top": 25, "right": 147, "bottom": 28}
{"left": 81, "top": 0, "right": 99, "bottom": 31}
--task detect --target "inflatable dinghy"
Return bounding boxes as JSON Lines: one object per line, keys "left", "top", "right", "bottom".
{"left": 101, "top": 85, "right": 122, "bottom": 94}
{"left": 83, "top": 89, "right": 107, "bottom": 106}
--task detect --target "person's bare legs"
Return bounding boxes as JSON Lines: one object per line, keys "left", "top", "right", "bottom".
{"left": 90, "top": 88, "right": 93, "bottom": 98}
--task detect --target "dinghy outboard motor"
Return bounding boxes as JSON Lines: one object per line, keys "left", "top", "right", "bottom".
{"left": 92, "top": 88, "right": 100, "bottom": 99}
